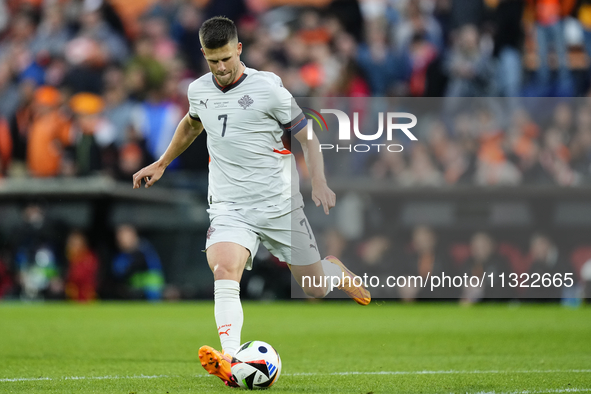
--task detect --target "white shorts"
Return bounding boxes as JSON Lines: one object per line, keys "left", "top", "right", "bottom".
{"left": 205, "top": 206, "right": 321, "bottom": 270}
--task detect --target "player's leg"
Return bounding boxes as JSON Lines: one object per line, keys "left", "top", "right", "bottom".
{"left": 262, "top": 207, "right": 371, "bottom": 305}
{"left": 289, "top": 257, "right": 371, "bottom": 305}
{"left": 198, "top": 212, "right": 259, "bottom": 387}
{"left": 207, "top": 241, "right": 249, "bottom": 355}
{"left": 288, "top": 260, "right": 329, "bottom": 298}
{"left": 199, "top": 241, "right": 249, "bottom": 387}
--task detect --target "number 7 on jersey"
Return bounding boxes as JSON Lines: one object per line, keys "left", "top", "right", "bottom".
{"left": 218, "top": 114, "right": 228, "bottom": 137}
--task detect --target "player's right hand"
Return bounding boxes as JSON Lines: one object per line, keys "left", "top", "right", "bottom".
{"left": 132, "top": 161, "right": 166, "bottom": 189}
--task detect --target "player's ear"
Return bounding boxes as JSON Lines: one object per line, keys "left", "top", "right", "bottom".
{"left": 201, "top": 47, "right": 205, "bottom": 57}
{"left": 237, "top": 42, "right": 242, "bottom": 56}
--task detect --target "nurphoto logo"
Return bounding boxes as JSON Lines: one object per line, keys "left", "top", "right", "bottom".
{"left": 302, "top": 107, "right": 418, "bottom": 152}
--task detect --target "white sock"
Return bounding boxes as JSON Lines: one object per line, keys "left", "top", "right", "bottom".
{"left": 321, "top": 259, "right": 343, "bottom": 296}
{"left": 214, "top": 279, "right": 243, "bottom": 356}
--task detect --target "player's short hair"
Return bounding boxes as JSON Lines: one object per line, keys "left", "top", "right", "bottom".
{"left": 199, "top": 16, "right": 238, "bottom": 50}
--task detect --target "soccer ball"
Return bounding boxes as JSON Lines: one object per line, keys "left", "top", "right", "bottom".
{"left": 231, "top": 341, "right": 281, "bottom": 390}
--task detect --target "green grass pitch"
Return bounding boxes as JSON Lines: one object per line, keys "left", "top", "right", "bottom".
{"left": 0, "top": 301, "right": 590, "bottom": 393}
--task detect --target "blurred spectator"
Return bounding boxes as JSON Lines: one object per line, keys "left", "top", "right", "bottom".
{"left": 126, "top": 36, "right": 167, "bottom": 100}
{"left": 577, "top": 0, "right": 591, "bottom": 83}
{"left": 112, "top": 224, "right": 164, "bottom": 301}
{"left": 64, "top": 230, "right": 98, "bottom": 302}
{"left": 528, "top": 0, "right": 574, "bottom": 95}
{"left": 506, "top": 108, "right": 547, "bottom": 183}
{"left": 474, "top": 113, "right": 522, "bottom": 186}
{"left": 0, "top": 115, "right": 12, "bottom": 176}
{"left": 357, "top": 19, "right": 411, "bottom": 96}
{"left": 493, "top": 0, "right": 524, "bottom": 97}
{"left": 26, "top": 86, "right": 72, "bottom": 177}
{"left": 323, "top": 228, "right": 349, "bottom": 258}
{"left": 370, "top": 142, "right": 407, "bottom": 179}
{"left": 0, "top": 0, "right": 8, "bottom": 35}
{"left": 395, "top": 0, "right": 443, "bottom": 53}
{"left": 0, "top": 12, "right": 45, "bottom": 89}
{"left": 76, "top": 3, "right": 128, "bottom": 64}
{"left": 0, "top": 59, "right": 21, "bottom": 118}
{"left": 330, "top": 32, "right": 370, "bottom": 96}
{"left": 172, "top": 2, "right": 203, "bottom": 74}
{"left": 0, "top": 254, "right": 13, "bottom": 299}
{"left": 398, "top": 225, "right": 456, "bottom": 300}
{"left": 551, "top": 102, "right": 575, "bottom": 142}
{"left": 525, "top": 233, "right": 567, "bottom": 298}
{"left": 30, "top": 4, "right": 71, "bottom": 59}
{"left": 539, "top": 126, "right": 579, "bottom": 185}
{"left": 131, "top": 84, "right": 183, "bottom": 168}
{"left": 143, "top": 0, "right": 179, "bottom": 27}
{"left": 427, "top": 121, "right": 470, "bottom": 184}
{"left": 445, "top": 24, "right": 494, "bottom": 97}
{"left": 11, "top": 203, "right": 65, "bottom": 300}
{"left": 116, "top": 140, "right": 149, "bottom": 181}
{"left": 408, "top": 33, "right": 439, "bottom": 97}
{"left": 355, "top": 234, "right": 393, "bottom": 297}
{"left": 398, "top": 143, "right": 445, "bottom": 186}
{"left": 62, "top": 36, "right": 106, "bottom": 94}
{"left": 141, "top": 16, "right": 177, "bottom": 63}
{"left": 569, "top": 106, "right": 591, "bottom": 182}
{"left": 581, "top": 258, "right": 591, "bottom": 299}
{"left": 67, "top": 92, "right": 117, "bottom": 176}
{"left": 103, "top": 65, "right": 136, "bottom": 147}
{"left": 0, "top": 11, "right": 36, "bottom": 61}
{"left": 460, "top": 232, "right": 515, "bottom": 303}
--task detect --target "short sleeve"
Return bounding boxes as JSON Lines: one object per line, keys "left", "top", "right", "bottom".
{"left": 187, "top": 82, "right": 201, "bottom": 121}
{"left": 268, "top": 80, "right": 307, "bottom": 135}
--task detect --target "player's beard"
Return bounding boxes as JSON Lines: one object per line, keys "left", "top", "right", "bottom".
{"left": 216, "top": 73, "right": 233, "bottom": 86}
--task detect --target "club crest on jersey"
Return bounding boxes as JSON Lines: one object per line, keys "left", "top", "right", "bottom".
{"left": 238, "top": 95, "right": 254, "bottom": 109}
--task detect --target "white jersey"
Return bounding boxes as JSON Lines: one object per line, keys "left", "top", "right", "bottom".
{"left": 187, "top": 65, "right": 307, "bottom": 212}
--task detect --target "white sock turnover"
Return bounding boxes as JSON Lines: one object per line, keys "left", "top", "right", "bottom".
{"left": 214, "top": 279, "right": 243, "bottom": 357}
{"left": 320, "top": 258, "right": 343, "bottom": 296}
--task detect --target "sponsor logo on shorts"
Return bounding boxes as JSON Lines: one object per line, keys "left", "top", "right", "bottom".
{"left": 207, "top": 226, "right": 216, "bottom": 239}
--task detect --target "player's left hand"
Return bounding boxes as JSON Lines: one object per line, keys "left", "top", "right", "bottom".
{"left": 311, "top": 180, "right": 336, "bottom": 215}
{"left": 132, "top": 160, "right": 166, "bottom": 189}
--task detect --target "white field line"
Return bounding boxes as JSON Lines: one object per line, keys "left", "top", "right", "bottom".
{"left": 290, "top": 370, "right": 591, "bottom": 376}
{"left": 0, "top": 374, "right": 176, "bottom": 383}
{"left": 1, "top": 369, "right": 590, "bottom": 383}
{"left": 475, "top": 390, "right": 591, "bottom": 394}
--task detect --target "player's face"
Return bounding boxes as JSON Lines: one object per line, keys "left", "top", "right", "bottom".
{"left": 201, "top": 40, "right": 243, "bottom": 87}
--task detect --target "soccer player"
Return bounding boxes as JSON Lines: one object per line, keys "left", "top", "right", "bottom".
{"left": 132, "top": 16, "right": 371, "bottom": 387}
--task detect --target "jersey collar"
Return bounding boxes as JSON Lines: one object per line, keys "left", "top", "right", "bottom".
{"left": 212, "top": 63, "right": 248, "bottom": 93}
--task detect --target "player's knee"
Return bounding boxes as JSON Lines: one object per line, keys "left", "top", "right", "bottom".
{"left": 211, "top": 261, "right": 242, "bottom": 281}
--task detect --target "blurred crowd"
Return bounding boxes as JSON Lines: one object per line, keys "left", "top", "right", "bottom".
{"left": 2, "top": 0, "right": 591, "bottom": 303}
{"left": 1, "top": 0, "right": 591, "bottom": 184}
{"left": 2, "top": 203, "right": 590, "bottom": 302}
{"left": 353, "top": 99, "right": 591, "bottom": 187}
{"left": 0, "top": 202, "right": 292, "bottom": 302}
{"left": 0, "top": 203, "right": 168, "bottom": 301}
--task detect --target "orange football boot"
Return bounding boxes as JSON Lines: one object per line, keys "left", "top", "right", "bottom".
{"left": 198, "top": 345, "right": 238, "bottom": 387}
{"left": 325, "top": 255, "right": 371, "bottom": 306}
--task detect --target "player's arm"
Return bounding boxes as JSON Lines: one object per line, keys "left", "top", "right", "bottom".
{"left": 294, "top": 128, "right": 336, "bottom": 215}
{"left": 133, "top": 114, "right": 203, "bottom": 189}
